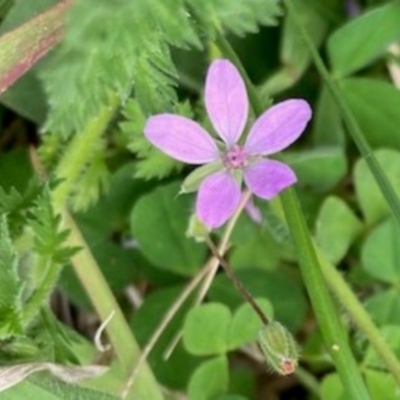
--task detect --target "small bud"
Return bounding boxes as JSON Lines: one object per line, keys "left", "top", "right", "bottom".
{"left": 258, "top": 321, "right": 299, "bottom": 375}
{"left": 186, "top": 214, "right": 209, "bottom": 242}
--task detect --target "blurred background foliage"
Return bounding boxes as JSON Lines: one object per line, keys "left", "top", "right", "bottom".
{"left": 1, "top": 0, "right": 400, "bottom": 399}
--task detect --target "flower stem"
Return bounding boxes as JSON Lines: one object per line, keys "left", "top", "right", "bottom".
{"left": 215, "top": 30, "right": 370, "bottom": 400}
{"left": 205, "top": 236, "right": 269, "bottom": 325}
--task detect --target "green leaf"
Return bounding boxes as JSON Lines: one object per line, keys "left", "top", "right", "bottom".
{"left": 313, "top": 85, "right": 345, "bottom": 146}
{"left": 341, "top": 78, "right": 400, "bottom": 150}
{"left": 228, "top": 299, "right": 273, "bottom": 349}
{"left": 2, "top": 377, "right": 119, "bottom": 400}
{"left": 215, "top": 396, "right": 248, "bottom": 400}
{"left": 0, "top": 216, "right": 23, "bottom": 339}
{"left": 364, "top": 326, "right": 400, "bottom": 369}
{"left": 188, "top": 356, "right": 229, "bottom": 400}
{"left": 327, "top": 2, "right": 400, "bottom": 77}
{"left": 321, "top": 370, "right": 400, "bottom": 400}
{"left": 354, "top": 149, "right": 400, "bottom": 224}
{"left": 183, "top": 303, "right": 231, "bottom": 356}
{"left": 283, "top": 147, "right": 348, "bottom": 192}
{"left": 281, "top": 0, "right": 328, "bottom": 78}
{"left": 361, "top": 218, "right": 400, "bottom": 284}
{"left": 43, "top": 0, "right": 281, "bottom": 138}
{"left": 364, "top": 289, "right": 400, "bottom": 326}
{"left": 316, "top": 196, "right": 363, "bottom": 264}
{"left": 363, "top": 369, "right": 400, "bottom": 399}
{"left": 183, "top": 299, "right": 273, "bottom": 356}
{"left": 130, "top": 181, "right": 206, "bottom": 276}
{"left": 320, "top": 373, "right": 346, "bottom": 400}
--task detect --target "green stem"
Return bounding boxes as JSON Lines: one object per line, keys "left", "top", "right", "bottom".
{"left": 281, "top": 189, "right": 370, "bottom": 399}
{"left": 215, "top": 31, "right": 370, "bottom": 399}
{"left": 63, "top": 210, "right": 164, "bottom": 400}
{"left": 52, "top": 95, "right": 119, "bottom": 210}
{"left": 316, "top": 247, "right": 400, "bottom": 386}
{"left": 45, "top": 97, "right": 164, "bottom": 399}
{"left": 284, "top": 0, "right": 400, "bottom": 226}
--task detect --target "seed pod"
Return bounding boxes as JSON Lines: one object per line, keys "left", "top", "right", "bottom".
{"left": 258, "top": 321, "right": 299, "bottom": 375}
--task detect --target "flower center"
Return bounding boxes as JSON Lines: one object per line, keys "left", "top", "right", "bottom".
{"left": 223, "top": 145, "right": 248, "bottom": 169}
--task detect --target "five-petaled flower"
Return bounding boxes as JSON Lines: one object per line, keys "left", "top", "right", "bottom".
{"left": 145, "top": 59, "right": 312, "bottom": 228}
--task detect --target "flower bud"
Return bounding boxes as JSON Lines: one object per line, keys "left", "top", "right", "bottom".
{"left": 186, "top": 214, "right": 210, "bottom": 242}
{"left": 258, "top": 321, "right": 299, "bottom": 375}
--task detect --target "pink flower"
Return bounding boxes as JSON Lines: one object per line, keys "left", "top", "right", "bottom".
{"left": 145, "top": 59, "right": 312, "bottom": 228}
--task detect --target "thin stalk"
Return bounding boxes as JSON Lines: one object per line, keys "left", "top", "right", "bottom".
{"left": 163, "top": 191, "right": 253, "bottom": 359}
{"left": 205, "top": 237, "right": 269, "bottom": 325}
{"left": 285, "top": 0, "right": 400, "bottom": 226}
{"left": 215, "top": 31, "right": 370, "bottom": 399}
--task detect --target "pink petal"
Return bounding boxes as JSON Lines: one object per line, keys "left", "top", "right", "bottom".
{"left": 145, "top": 114, "right": 219, "bottom": 164}
{"left": 245, "top": 99, "right": 312, "bottom": 156}
{"left": 244, "top": 195, "right": 263, "bottom": 224}
{"left": 196, "top": 171, "right": 241, "bottom": 228}
{"left": 205, "top": 59, "right": 248, "bottom": 147}
{"left": 244, "top": 160, "right": 297, "bottom": 200}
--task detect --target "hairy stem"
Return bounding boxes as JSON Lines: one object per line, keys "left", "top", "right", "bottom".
{"left": 205, "top": 236, "right": 269, "bottom": 325}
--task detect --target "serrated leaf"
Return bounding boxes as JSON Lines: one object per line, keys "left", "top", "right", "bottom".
{"left": 42, "top": 0, "right": 281, "bottom": 139}
{"left": 0, "top": 216, "right": 23, "bottom": 338}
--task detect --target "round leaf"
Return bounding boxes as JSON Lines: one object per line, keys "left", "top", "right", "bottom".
{"left": 316, "top": 196, "right": 363, "bottom": 264}
{"left": 362, "top": 219, "right": 400, "bottom": 284}
{"left": 354, "top": 149, "right": 400, "bottom": 224}
{"left": 188, "top": 356, "right": 229, "bottom": 400}
{"left": 228, "top": 298, "right": 273, "bottom": 350}
{"left": 183, "top": 303, "right": 231, "bottom": 356}
{"left": 130, "top": 181, "right": 206, "bottom": 275}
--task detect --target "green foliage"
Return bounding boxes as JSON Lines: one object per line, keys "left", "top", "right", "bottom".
{"left": 341, "top": 78, "right": 400, "bottom": 150}
{"left": 327, "top": 2, "right": 400, "bottom": 77}
{"left": 209, "top": 269, "right": 307, "bottom": 332}
{"left": 29, "top": 188, "right": 76, "bottom": 262}
{"left": 120, "top": 99, "right": 184, "bottom": 179}
{"left": 0, "top": 216, "right": 23, "bottom": 339}
{"left": 130, "top": 181, "right": 207, "bottom": 275}
{"left": 316, "top": 196, "right": 363, "bottom": 264}
{"left": 188, "top": 356, "right": 229, "bottom": 400}
{"left": 183, "top": 300, "right": 273, "bottom": 356}
{"left": 354, "top": 149, "right": 400, "bottom": 224}
{"left": 42, "top": 0, "right": 281, "bottom": 138}
{"left": 2, "top": 377, "right": 119, "bottom": 400}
